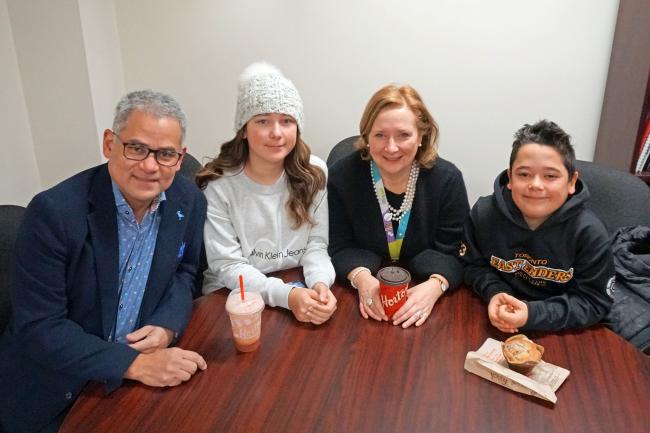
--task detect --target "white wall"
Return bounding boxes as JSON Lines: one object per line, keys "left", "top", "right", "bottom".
{"left": 7, "top": 0, "right": 101, "bottom": 190}
{"left": 78, "top": 0, "right": 126, "bottom": 148}
{"left": 114, "top": 0, "right": 619, "bottom": 203}
{"left": 0, "top": 0, "right": 40, "bottom": 206}
{"left": 1, "top": 0, "right": 619, "bottom": 205}
{"left": 1, "top": 0, "right": 125, "bottom": 206}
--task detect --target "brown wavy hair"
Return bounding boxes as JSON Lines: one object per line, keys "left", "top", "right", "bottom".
{"left": 195, "top": 128, "right": 325, "bottom": 229}
{"left": 355, "top": 84, "right": 439, "bottom": 169}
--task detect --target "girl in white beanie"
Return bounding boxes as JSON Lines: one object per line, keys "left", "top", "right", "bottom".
{"left": 197, "top": 62, "right": 337, "bottom": 325}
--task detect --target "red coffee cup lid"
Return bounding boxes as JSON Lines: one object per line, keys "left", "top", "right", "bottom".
{"left": 377, "top": 266, "right": 411, "bottom": 285}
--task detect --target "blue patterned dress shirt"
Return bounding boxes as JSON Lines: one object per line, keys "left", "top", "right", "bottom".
{"left": 110, "top": 182, "right": 166, "bottom": 343}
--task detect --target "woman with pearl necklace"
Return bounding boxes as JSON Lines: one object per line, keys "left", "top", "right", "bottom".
{"left": 328, "top": 84, "right": 469, "bottom": 328}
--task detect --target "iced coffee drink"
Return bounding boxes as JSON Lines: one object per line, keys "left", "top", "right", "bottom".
{"left": 225, "top": 291, "right": 265, "bottom": 352}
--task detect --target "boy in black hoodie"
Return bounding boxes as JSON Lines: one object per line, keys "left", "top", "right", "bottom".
{"left": 461, "top": 120, "right": 614, "bottom": 333}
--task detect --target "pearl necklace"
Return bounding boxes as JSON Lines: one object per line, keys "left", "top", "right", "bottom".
{"left": 371, "top": 162, "right": 419, "bottom": 222}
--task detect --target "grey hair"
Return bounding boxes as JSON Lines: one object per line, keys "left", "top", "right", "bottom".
{"left": 112, "top": 90, "right": 187, "bottom": 143}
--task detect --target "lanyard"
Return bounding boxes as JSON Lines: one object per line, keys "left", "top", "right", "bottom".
{"left": 370, "top": 160, "right": 412, "bottom": 261}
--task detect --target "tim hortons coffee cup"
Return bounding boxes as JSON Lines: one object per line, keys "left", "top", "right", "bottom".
{"left": 377, "top": 266, "right": 411, "bottom": 319}
{"left": 225, "top": 291, "right": 265, "bottom": 352}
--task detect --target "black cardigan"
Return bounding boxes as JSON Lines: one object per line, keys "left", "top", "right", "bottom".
{"left": 327, "top": 152, "right": 470, "bottom": 288}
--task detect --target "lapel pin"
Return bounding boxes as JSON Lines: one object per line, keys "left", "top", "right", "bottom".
{"left": 176, "top": 210, "right": 185, "bottom": 221}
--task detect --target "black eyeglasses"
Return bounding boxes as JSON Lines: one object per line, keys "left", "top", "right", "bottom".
{"left": 111, "top": 131, "right": 183, "bottom": 167}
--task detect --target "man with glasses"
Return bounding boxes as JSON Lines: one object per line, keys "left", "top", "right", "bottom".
{"left": 0, "top": 90, "right": 207, "bottom": 433}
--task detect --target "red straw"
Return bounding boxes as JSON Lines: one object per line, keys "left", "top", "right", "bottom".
{"left": 239, "top": 274, "right": 245, "bottom": 301}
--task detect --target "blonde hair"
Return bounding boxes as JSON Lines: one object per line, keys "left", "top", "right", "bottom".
{"left": 355, "top": 84, "right": 439, "bottom": 168}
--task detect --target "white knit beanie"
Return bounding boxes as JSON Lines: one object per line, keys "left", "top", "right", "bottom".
{"left": 234, "top": 62, "right": 304, "bottom": 132}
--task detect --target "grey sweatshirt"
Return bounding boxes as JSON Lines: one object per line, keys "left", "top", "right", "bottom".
{"left": 202, "top": 156, "right": 335, "bottom": 309}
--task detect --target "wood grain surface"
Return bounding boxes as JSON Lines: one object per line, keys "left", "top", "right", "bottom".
{"left": 59, "top": 268, "right": 650, "bottom": 433}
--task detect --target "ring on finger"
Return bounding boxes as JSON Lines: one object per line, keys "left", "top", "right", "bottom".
{"left": 365, "top": 297, "right": 373, "bottom": 306}
{"left": 414, "top": 310, "right": 422, "bottom": 319}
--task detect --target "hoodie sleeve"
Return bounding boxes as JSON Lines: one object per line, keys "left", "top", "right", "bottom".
{"left": 462, "top": 200, "right": 516, "bottom": 302}
{"left": 523, "top": 219, "right": 614, "bottom": 331}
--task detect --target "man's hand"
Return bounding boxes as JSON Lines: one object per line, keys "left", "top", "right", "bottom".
{"left": 123, "top": 348, "right": 207, "bottom": 387}
{"left": 126, "top": 325, "right": 174, "bottom": 354}
{"left": 487, "top": 293, "right": 528, "bottom": 333}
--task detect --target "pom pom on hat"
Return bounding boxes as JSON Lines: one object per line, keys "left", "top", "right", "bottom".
{"left": 235, "top": 61, "right": 304, "bottom": 132}
{"left": 239, "top": 62, "right": 282, "bottom": 82}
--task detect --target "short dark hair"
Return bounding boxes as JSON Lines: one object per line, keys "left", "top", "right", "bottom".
{"left": 510, "top": 119, "right": 576, "bottom": 177}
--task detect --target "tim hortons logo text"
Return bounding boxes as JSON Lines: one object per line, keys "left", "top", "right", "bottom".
{"left": 381, "top": 287, "right": 407, "bottom": 308}
{"left": 490, "top": 254, "right": 573, "bottom": 283}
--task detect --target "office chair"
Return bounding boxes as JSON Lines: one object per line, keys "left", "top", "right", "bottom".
{"left": 179, "top": 152, "right": 203, "bottom": 183}
{"left": 577, "top": 161, "right": 650, "bottom": 354}
{"left": 576, "top": 160, "right": 650, "bottom": 234}
{"left": 0, "top": 205, "right": 26, "bottom": 334}
{"left": 326, "top": 135, "right": 359, "bottom": 168}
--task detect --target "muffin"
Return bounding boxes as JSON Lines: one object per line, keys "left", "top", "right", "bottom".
{"left": 502, "top": 334, "right": 544, "bottom": 374}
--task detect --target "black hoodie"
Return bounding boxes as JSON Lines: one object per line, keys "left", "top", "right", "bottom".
{"left": 461, "top": 170, "right": 614, "bottom": 331}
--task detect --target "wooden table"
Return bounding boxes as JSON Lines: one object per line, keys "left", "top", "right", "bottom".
{"left": 60, "top": 268, "right": 650, "bottom": 433}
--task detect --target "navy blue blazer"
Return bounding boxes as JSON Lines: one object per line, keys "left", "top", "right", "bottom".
{"left": 0, "top": 164, "right": 207, "bottom": 433}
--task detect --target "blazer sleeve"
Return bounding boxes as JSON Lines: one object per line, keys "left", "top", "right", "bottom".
{"left": 408, "top": 167, "right": 469, "bottom": 288}
{"left": 11, "top": 193, "right": 138, "bottom": 385}
{"left": 523, "top": 222, "right": 615, "bottom": 331}
{"left": 144, "top": 192, "right": 206, "bottom": 339}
